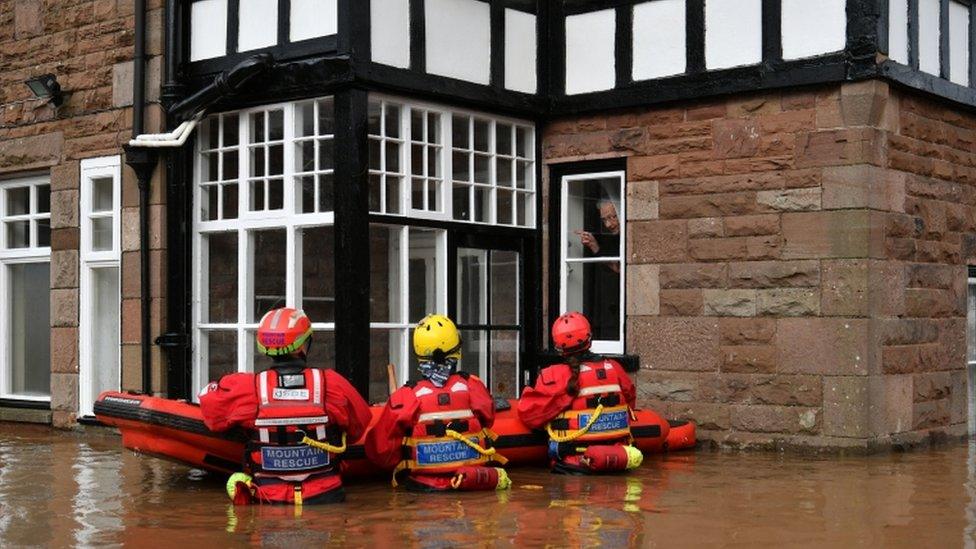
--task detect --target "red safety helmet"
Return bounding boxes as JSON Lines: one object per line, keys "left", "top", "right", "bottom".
{"left": 256, "top": 308, "right": 313, "bottom": 357}
{"left": 551, "top": 312, "right": 592, "bottom": 355}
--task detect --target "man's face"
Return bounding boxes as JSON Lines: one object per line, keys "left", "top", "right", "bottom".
{"left": 599, "top": 203, "right": 619, "bottom": 234}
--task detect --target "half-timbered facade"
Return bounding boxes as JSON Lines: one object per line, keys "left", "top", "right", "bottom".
{"left": 4, "top": 0, "right": 976, "bottom": 449}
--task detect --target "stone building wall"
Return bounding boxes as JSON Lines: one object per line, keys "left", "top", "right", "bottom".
{"left": 543, "top": 80, "right": 972, "bottom": 450}
{"left": 0, "top": 0, "right": 166, "bottom": 427}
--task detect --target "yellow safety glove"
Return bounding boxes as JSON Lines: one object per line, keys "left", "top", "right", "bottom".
{"left": 494, "top": 468, "right": 512, "bottom": 490}
{"left": 623, "top": 446, "right": 644, "bottom": 470}
{"left": 226, "top": 472, "right": 254, "bottom": 502}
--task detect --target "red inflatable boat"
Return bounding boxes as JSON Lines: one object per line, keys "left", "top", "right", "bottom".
{"left": 93, "top": 391, "right": 695, "bottom": 477}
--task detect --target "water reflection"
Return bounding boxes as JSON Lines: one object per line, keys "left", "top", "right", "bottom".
{"left": 4, "top": 424, "right": 976, "bottom": 546}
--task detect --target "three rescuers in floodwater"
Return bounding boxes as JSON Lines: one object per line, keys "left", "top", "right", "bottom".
{"left": 199, "top": 307, "right": 640, "bottom": 505}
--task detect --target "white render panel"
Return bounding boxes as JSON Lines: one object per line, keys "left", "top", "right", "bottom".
{"left": 425, "top": 0, "right": 491, "bottom": 85}
{"left": 705, "top": 0, "right": 762, "bottom": 70}
{"left": 781, "top": 0, "right": 847, "bottom": 60}
{"left": 290, "top": 0, "right": 338, "bottom": 42}
{"left": 505, "top": 9, "right": 538, "bottom": 94}
{"left": 565, "top": 9, "right": 616, "bottom": 95}
{"left": 190, "top": 0, "right": 228, "bottom": 61}
{"left": 238, "top": 0, "right": 279, "bottom": 52}
{"left": 889, "top": 0, "right": 909, "bottom": 64}
{"left": 919, "top": 0, "right": 941, "bottom": 75}
{"left": 632, "top": 0, "right": 687, "bottom": 81}
{"left": 371, "top": 0, "right": 411, "bottom": 68}
{"left": 950, "top": 1, "right": 970, "bottom": 86}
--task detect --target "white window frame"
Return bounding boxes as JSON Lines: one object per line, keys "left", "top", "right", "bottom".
{"left": 0, "top": 175, "right": 52, "bottom": 401}
{"left": 79, "top": 156, "right": 122, "bottom": 417}
{"left": 968, "top": 275, "right": 976, "bottom": 436}
{"left": 370, "top": 224, "right": 448, "bottom": 388}
{"left": 368, "top": 94, "right": 536, "bottom": 228}
{"left": 193, "top": 98, "right": 337, "bottom": 398}
{"left": 559, "top": 170, "right": 627, "bottom": 355}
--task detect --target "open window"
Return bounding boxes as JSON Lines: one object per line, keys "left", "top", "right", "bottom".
{"left": 554, "top": 166, "right": 626, "bottom": 355}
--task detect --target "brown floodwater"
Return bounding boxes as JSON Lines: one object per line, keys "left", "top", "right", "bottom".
{"left": 1, "top": 423, "right": 975, "bottom": 548}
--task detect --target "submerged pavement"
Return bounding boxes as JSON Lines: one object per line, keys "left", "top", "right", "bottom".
{"left": 0, "top": 423, "right": 974, "bottom": 547}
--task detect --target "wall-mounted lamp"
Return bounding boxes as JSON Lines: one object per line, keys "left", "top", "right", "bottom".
{"left": 24, "top": 74, "right": 63, "bottom": 107}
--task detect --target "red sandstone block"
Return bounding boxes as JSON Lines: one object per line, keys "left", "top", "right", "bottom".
{"left": 795, "top": 128, "right": 884, "bottom": 168}
{"left": 913, "top": 371, "right": 952, "bottom": 403}
{"left": 670, "top": 402, "right": 730, "bottom": 430}
{"left": 913, "top": 399, "right": 950, "bottom": 430}
{"left": 728, "top": 260, "right": 819, "bottom": 289}
{"left": 659, "top": 289, "right": 704, "bottom": 316}
{"left": 782, "top": 91, "right": 818, "bottom": 111}
{"left": 730, "top": 405, "right": 820, "bottom": 434}
{"left": 687, "top": 217, "right": 724, "bottom": 238}
{"left": 661, "top": 172, "right": 782, "bottom": 196}
{"left": 659, "top": 192, "right": 764, "bottom": 219}
{"left": 685, "top": 103, "right": 726, "bottom": 121}
{"left": 51, "top": 327, "right": 79, "bottom": 374}
{"left": 719, "top": 318, "right": 776, "bottom": 345}
{"left": 627, "top": 317, "right": 721, "bottom": 372}
{"left": 822, "top": 376, "right": 869, "bottom": 438}
{"left": 721, "top": 345, "right": 777, "bottom": 374}
{"left": 629, "top": 154, "right": 680, "bottom": 180}
{"left": 759, "top": 110, "right": 817, "bottom": 134}
{"left": 727, "top": 96, "right": 782, "bottom": 118}
{"left": 713, "top": 119, "right": 760, "bottom": 159}
{"left": 628, "top": 219, "right": 689, "bottom": 263}
{"left": 724, "top": 156, "right": 793, "bottom": 175}
{"left": 659, "top": 263, "right": 727, "bottom": 289}
{"left": 644, "top": 121, "right": 713, "bottom": 140}
{"left": 776, "top": 318, "right": 871, "bottom": 376}
{"left": 782, "top": 210, "right": 885, "bottom": 259}
{"left": 635, "top": 107, "right": 686, "bottom": 126}
{"left": 723, "top": 214, "right": 780, "bottom": 237}
{"left": 821, "top": 259, "right": 869, "bottom": 317}
{"left": 881, "top": 345, "right": 920, "bottom": 374}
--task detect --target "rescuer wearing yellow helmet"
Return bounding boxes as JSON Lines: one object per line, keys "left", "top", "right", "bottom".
{"left": 366, "top": 314, "right": 511, "bottom": 491}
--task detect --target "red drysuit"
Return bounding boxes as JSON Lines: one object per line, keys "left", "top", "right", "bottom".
{"left": 365, "top": 372, "right": 503, "bottom": 491}
{"left": 199, "top": 366, "right": 372, "bottom": 504}
{"left": 517, "top": 358, "right": 637, "bottom": 474}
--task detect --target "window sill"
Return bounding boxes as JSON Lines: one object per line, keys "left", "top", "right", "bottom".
{"left": 0, "top": 398, "right": 51, "bottom": 410}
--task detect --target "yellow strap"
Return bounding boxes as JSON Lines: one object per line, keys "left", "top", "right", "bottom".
{"left": 546, "top": 404, "right": 605, "bottom": 443}
{"left": 294, "top": 486, "right": 303, "bottom": 506}
{"left": 445, "top": 429, "right": 509, "bottom": 465}
{"left": 450, "top": 473, "right": 464, "bottom": 490}
{"left": 301, "top": 432, "right": 347, "bottom": 454}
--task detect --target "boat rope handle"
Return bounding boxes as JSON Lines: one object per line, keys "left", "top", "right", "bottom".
{"left": 300, "top": 432, "right": 347, "bottom": 454}
{"left": 546, "top": 404, "right": 605, "bottom": 443}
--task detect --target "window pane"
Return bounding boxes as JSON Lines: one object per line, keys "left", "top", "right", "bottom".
{"left": 91, "top": 267, "right": 121, "bottom": 399}
{"left": 490, "top": 331, "right": 519, "bottom": 399}
{"left": 206, "top": 117, "right": 220, "bottom": 149}
{"left": 368, "top": 100, "right": 382, "bottom": 135}
{"left": 386, "top": 176, "right": 402, "bottom": 214}
{"left": 386, "top": 141, "right": 401, "bottom": 173}
{"left": 453, "top": 184, "right": 470, "bottom": 220}
{"left": 473, "top": 187, "right": 490, "bottom": 223}
{"left": 306, "top": 330, "right": 336, "bottom": 371}
{"left": 299, "top": 102, "right": 315, "bottom": 137}
{"left": 252, "top": 229, "right": 286, "bottom": 321}
{"left": 202, "top": 152, "right": 218, "bottom": 182}
{"left": 497, "top": 189, "right": 513, "bottom": 225}
{"left": 370, "top": 225, "right": 402, "bottom": 323}
{"left": 456, "top": 248, "right": 487, "bottom": 325}
{"left": 497, "top": 157, "right": 513, "bottom": 187}
{"left": 92, "top": 178, "right": 114, "bottom": 212}
{"left": 203, "top": 185, "right": 218, "bottom": 221}
{"left": 6, "top": 221, "right": 29, "bottom": 248}
{"left": 300, "top": 175, "right": 316, "bottom": 214}
{"left": 969, "top": 282, "right": 976, "bottom": 362}
{"left": 369, "top": 173, "right": 382, "bottom": 212}
{"left": 36, "top": 185, "right": 50, "bottom": 214}
{"left": 206, "top": 232, "right": 238, "bottom": 323}
{"left": 6, "top": 187, "right": 29, "bottom": 216}
{"left": 496, "top": 123, "right": 513, "bottom": 156}
{"left": 250, "top": 112, "right": 265, "bottom": 143}
{"left": 491, "top": 251, "right": 519, "bottom": 326}
{"left": 408, "top": 229, "right": 441, "bottom": 323}
{"left": 36, "top": 219, "right": 50, "bottom": 248}
{"left": 565, "top": 177, "right": 622, "bottom": 259}
{"left": 269, "top": 110, "right": 284, "bottom": 141}
{"left": 452, "top": 115, "right": 470, "bottom": 149}
{"left": 268, "top": 178, "right": 284, "bottom": 210}
{"left": 9, "top": 262, "right": 51, "bottom": 397}
{"left": 411, "top": 109, "right": 424, "bottom": 142}
{"left": 369, "top": 329, "right": 405, "bottom": 404}
{"left": 385, "top": 104, "right": 401, "bottom": 139}
{"left": 249, "top": 180, "right": 265, "bottom": 211}
{"left": 91, "top": 217, "right": 113, "bottom": 251}
{"left": 411, "top": 177, "right": 424, "bottom": 210}
{"left": 302, "top": 226, "right": 335, "bottom": 323}
{"left": 269, "top": 145, "right": 284, "bottom": 176}
{"left": 474, "top": 119, "right": 490, "bottom": 152}
{"left": 460, "top": 329, "right": 487, "bottom": 381}
{"left": 318, "top": 139, "right": 334, "bottom": 171}
{"left": 297, "top": 140, "right": 315, "bottom": 172}
{"left": 206, "top": 330, "right": 238, "bottom": 381}
{"left": 516, "top": 126, "right": 532, "bottom": 158}
{"left": 224, "top": 114, "right": 240, "bottom": 147}
{"left": 565, "top": 261, "right": 621, "bottom": 342}
{"left": 474, "top": 155, "right": 490, "bottom": 184}
{"left": 224, "top": 150, "right": 239, "bottom": 181}
{"left": 223, "top": 183, "right": 239, "bottom": 219}
{"left": 453, "top": 151, "right": 470, "bottom": 182}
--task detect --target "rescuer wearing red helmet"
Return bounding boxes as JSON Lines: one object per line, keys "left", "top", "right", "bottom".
{"left": 198, "top": 307, "right": 372, "bottom": 505}
{"left": 517, "top": 312, "right": 643, "bottom": 474}
{"left": 365, "top": 314, "right": 511, "bottom": 492}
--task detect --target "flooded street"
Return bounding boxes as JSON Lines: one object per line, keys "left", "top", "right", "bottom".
{"left": 2, "top": 423, "right": 976, "bottom": 547}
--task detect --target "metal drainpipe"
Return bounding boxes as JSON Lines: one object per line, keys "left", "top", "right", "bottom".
{"left": 126, "top": 0, "right": 155, "bottom": 395}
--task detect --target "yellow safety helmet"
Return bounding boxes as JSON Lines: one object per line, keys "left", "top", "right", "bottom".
{"left": 413, "top": 314, "right": 462, "bottom": 362}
